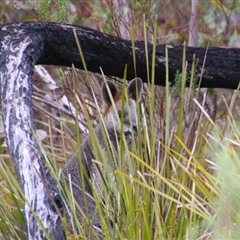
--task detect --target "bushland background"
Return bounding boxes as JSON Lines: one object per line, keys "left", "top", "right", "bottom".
{"left": 1, "top": 1, "right": 240, "bottom": 239}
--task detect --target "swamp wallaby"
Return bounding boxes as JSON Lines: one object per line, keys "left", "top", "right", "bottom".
{"left": 61, "top": 77, "right": 143, "bottom": 233}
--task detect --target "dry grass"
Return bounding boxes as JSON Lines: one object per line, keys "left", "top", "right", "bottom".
{"left": 1, "top": 0, "right": 240, "bottom": 239}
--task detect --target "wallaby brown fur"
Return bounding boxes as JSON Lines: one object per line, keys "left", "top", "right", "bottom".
{"left": 61, "top": 78, "right": 143, "bottom": 233}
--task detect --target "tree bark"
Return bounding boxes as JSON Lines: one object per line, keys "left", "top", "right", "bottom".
{"left": 0, "top": 22, "right": 64, "bottom": 239}
{"left": 0, "top": 21, "right": 240, "bottom": 239}
{"left": 1, "top": 22, "right": 239, "bottom": 89}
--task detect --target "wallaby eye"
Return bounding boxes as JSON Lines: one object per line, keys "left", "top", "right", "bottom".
{"left": 117, "top": 110, "right": 121, "bottom": 117}
{"left": 133, "top": 125, "right": 137, "bottom": 133}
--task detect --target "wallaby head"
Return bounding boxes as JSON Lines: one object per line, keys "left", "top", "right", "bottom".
{"left": 101, "top": 77, "right": 143, "bottom": 140}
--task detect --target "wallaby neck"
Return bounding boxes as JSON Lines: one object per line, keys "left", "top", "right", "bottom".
{"left": 81, "top": 123, "right": 120, "bottom": 152}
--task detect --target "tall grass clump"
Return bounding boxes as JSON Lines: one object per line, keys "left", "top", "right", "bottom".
{"left": 57, "top": 20, "right": 234, "bottom": 239}
{"left": 201, "top": 95, "right": 240, "bottom": 239}
{"left": 0, "top": 156, "right": 26, "bottom": 239}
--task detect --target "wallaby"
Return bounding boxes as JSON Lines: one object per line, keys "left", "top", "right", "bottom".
{"left": 61, "top": 77, "right": 143, "bottom": 234}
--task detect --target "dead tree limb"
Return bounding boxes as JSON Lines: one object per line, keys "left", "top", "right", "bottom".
{"left": 0, "top": 23, "right": 64, "bottom": 239}
{"left": 1, "top": 22, "right": 239, "bottom": 89}
{"left": 0, "top": 21, "right": 240, "bottom": 239}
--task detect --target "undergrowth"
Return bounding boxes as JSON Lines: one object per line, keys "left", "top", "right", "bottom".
{"left": 0, "top": 1, "right": 240, "bottom": 239}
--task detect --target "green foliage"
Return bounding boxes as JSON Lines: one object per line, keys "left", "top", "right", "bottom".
{"left": 1, "top": 1, "right": 240, "bottom": 239}
{"left": 37, "top": 0, "right": 67, "bottom": 23}
{"left": 204, "top": 132, "right": 240, "bottom": 239}
{"left": 0, "top": 158, "right": 25, "bottom": 239}
{"left": 37, "top": 0, "right": 51, "bottom": 22}
{"left": 58, "top": 28, "right": 240, "bottom": 239}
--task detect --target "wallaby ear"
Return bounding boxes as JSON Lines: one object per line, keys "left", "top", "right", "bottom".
{"left": 127, "top": 77, "right": 143, "bottom": 102}
{"left": 102, "top": 81, "right": 118, "bottom": 106}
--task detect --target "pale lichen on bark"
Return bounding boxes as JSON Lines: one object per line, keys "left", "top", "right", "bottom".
{"left": 0, "top": 22, "right": 64, "bottom": 240}
{"left": 0, "top": 19, "right": 240, "bottom": 239}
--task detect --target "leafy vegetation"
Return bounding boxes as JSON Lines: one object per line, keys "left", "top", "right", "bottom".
{"left": 1, "top": 0, "right": 240, "bottom": 239}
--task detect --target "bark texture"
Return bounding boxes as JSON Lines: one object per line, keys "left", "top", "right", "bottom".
{"left": 0, "top": 21, "right": 240, "bottom": 239}
{"left": 1, "top": 22, "right": 239, "bottom": 89}
{"left": 0, "top": 23, "right": 64, "bottom": 239}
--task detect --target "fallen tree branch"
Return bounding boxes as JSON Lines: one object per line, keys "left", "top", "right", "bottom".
{"left": 1, "top": 22, "right": 240, "bottom": 89}
{"left": 0, "top": 22, "right": 64, "bottom": 240}
{"left": 0, "top": 21, "right": 240, "bottom": 239}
